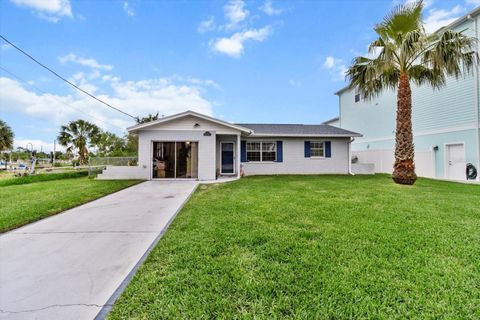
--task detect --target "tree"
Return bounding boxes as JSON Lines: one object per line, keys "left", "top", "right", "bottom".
{"left": 96, "top": 131, "right": 125, "bottom": 156}
{"left": 0, "top": 119, "right": 14, "bottom": 151}
{"left": 124, "top": 133, "right": 138, "bottom": 156}
{"left": 346, "top": 1, "right": 477, "bottom": 185}
{"left": 135, "top": 113, "right": 159, "bottom": 124}
{"left": 57, "top": 120, "right": 101, "bottom": 165}
{"left": 0, "top": 120, "right": 14, "bottom": 168}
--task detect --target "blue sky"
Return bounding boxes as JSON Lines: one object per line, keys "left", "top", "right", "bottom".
{"left": 0, "top": 0, "right": 478, "bottom": 151}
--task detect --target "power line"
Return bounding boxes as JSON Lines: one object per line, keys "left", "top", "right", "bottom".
{"left": 0, "top": 65, "right": 127, "bottom": 132}
{"left": 0, "top": 34, "right": 136, "bottom": 119}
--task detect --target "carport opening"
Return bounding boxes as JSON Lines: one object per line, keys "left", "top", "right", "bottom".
{"left": 152, "top": 141, "right": 198, "bottom": 179}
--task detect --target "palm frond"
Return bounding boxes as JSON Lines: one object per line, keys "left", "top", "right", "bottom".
{"left": 375, "top": 0, "right": 423, "bottom": 44}
{"left": 422, "top": 29, "right": 477, "bottom": 81}
{"left": 408, "top": 65, "right": 445, "bottom": 88}
{"left": 346, "top": 56, "right": 399, "bottom": 100}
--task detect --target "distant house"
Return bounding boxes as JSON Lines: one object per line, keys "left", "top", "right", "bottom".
{"left": 333, "top": 7, "right": 480, "bottom": 181}
{"left": 98, "top": 110, "right": 362, "bottom": 180}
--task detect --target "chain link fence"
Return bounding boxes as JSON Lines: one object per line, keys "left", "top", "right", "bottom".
{"left": 88, "top": 156, "right": 138, "bottom": 177}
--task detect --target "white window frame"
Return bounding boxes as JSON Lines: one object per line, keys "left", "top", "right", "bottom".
{"left": 310, "top": 141, "right": 325, "bottom": 158}
{"left": 246, "top": 141, "right": 277, "bottom": 162}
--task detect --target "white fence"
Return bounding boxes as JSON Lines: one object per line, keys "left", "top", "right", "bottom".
{"left": 352, "top": 149, "right": 436, "bottom": 178}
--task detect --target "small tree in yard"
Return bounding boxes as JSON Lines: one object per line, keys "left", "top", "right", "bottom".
{"left": 58, "top": 120, "right": 101, "bottom": 165}
{"left": 96, "top": 131, "right": 125, "bottom": 156}
{"left": 0, "top": 119, "right": 14, "bottom": 169}
{"left": 346, "top": 1, "right": 477, "bottom": 185}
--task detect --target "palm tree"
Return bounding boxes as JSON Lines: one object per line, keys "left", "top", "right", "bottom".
{"left": 0, "top": 120, "right": 14, "bottom": 169}
{"left": 135, "top": 113, "right": 159, "bottom": 124}
{"left": 0, "top": 119, "right": 14, "bottom": 151}
{"left": 346, "top": 1, "right": 477, "bottom": 185}
{"left": 58, "top": 120, "right": 101, "bottom": 165}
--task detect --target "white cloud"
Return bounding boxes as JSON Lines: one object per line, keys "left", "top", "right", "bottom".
{"left": 210, "top": 26, "right": 272, "bottom": 58}
{"left": 198, "top": 16, "right": 216, "bottom": 33}
{"left": 465, "top": 0, "right": 480, "bottom": 5}
{"left": 323, "top": 56, "right": 347, "bottom": 81}
{"left": 323, "top": 56, "right": 336, "bottom": 69}
{"left": 10, "top": 0, "right": 72, "bottom": 22}
{"left": 260, "top": 1, "right": 283, "bottom": 16}
{"left": 223, "top": 0, "right": 249, "bottom": 29}
{"left": 59, "top": 54, "right": 113, "bottom": 71}
{"left": 423, "top": 5, "right": 464, "bottom": 33}
{"left": 123, "top": 1, "right": 134, "bottom": 16}
{"left": 0, "top": 74, "right": 215, "bottom": 137}
{"left": 289, "top": 79, "right": 302, "bottom": 87}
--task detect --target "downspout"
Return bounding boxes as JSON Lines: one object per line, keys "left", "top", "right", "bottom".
{"left": 348, "top": 137, "right": 355, "bottom": 175}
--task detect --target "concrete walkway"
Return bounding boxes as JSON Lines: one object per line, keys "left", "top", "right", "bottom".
{"left": 0, "top": 180, "right": 198, "bottom": 320}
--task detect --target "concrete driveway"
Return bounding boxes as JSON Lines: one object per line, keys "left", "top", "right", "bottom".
{"left": 0, "top": 180, "right": 198, "bottom": 320}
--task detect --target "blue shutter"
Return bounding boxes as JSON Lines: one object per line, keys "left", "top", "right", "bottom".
{"left": 241, "top": 140, "right": 247, "bottom": 162}
{"left": 325, "top": 141, "right": 331, "bottom": 158}
{"left": 276, "top": 141, "right": 283, "bottom": 162}
{"left": 304, "top": 141, "right": 311, "bottom": 158}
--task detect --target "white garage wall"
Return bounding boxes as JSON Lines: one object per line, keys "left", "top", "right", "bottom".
{"left": 242, "top": 137, "right": 351, "bottom": 175}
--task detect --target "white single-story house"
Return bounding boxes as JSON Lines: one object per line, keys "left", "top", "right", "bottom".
{"left": 98, "top": 110, "right": 363, "bottom": 180}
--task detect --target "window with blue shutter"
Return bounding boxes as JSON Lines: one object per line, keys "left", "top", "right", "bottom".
{"left": 276, "top": 141, "right": 283, "bottom": 162}
{"left": 304, "top": 141, "right": 311, "bottom": 158}
{"left": 240, "top": 140, "right": 247, "bottom": 162}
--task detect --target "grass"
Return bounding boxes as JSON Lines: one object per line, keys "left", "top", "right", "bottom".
{"left": 0, "top": 170, "right": 89, "bottom": 187}
{"left": 108, "top": 175, "right": 480, "bottom": 319}
{"left": 0, "top": 176, "right": 141, "bottom": 232}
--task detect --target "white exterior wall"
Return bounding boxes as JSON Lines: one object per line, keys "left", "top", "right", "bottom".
{"left": 135, "top": 115, "right": 246, "bottom": 180}
{"left": 137, "top": 130, "right": 217, "bottom": 180}
{"left": 97, "top": 166, "right": 147, "bottom": 180}
{"left": 242, "top": 137, "right": 350, "bottom": 175}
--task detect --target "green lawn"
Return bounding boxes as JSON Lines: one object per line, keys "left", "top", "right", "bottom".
{"left": 108, "top": 175, "right": 480, "bottom": 319}
{"left": 0, "top": 176, "right": 140, "bottom": 232}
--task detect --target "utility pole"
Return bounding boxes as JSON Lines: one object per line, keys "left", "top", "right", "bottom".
{"left": 53, "top": 140, "right": 56, "bottom": 167}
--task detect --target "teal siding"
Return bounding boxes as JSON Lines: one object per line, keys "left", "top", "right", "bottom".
{"left": 338, "top": 17, "right": 479, "bottom": 179}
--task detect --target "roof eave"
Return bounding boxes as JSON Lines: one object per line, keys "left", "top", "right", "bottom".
{"left": 249, "top": 133, "right": 362, "bottom": 138}
{"left": 127, "top": 110, "right": 252, "bottom": 133}
{"left": 440, "top": 6, "right": 480, "bottom": 31}
{"left": 334, "top": 86, "right": 350, "bottom": 96}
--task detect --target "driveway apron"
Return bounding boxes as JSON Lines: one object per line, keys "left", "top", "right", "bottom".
{"left": 0, "top": 180, "right": 198, "bottom": 320}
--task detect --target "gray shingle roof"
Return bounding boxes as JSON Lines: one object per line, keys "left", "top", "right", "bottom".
{"left": 235, "top": 123, "right": 362, "bottom": 137}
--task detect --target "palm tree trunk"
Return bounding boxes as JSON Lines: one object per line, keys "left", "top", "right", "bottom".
{"left": 392, "top": 72, "right": 417, "bottom": 185}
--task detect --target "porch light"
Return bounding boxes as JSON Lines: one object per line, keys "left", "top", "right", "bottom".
{"left": 203, "top": 131, "right": 211, "bottom": 136}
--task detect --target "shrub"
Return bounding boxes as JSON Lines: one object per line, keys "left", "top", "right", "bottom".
{"left": 0, "top": 171, "right": 88, "bottom": 187}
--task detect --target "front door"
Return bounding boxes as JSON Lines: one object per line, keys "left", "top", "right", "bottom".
{"left": 446, "top": 143, "right": 465, "bottom": 180}
{"left": 221, "top": 142, "right": 235, "bottom": 175}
